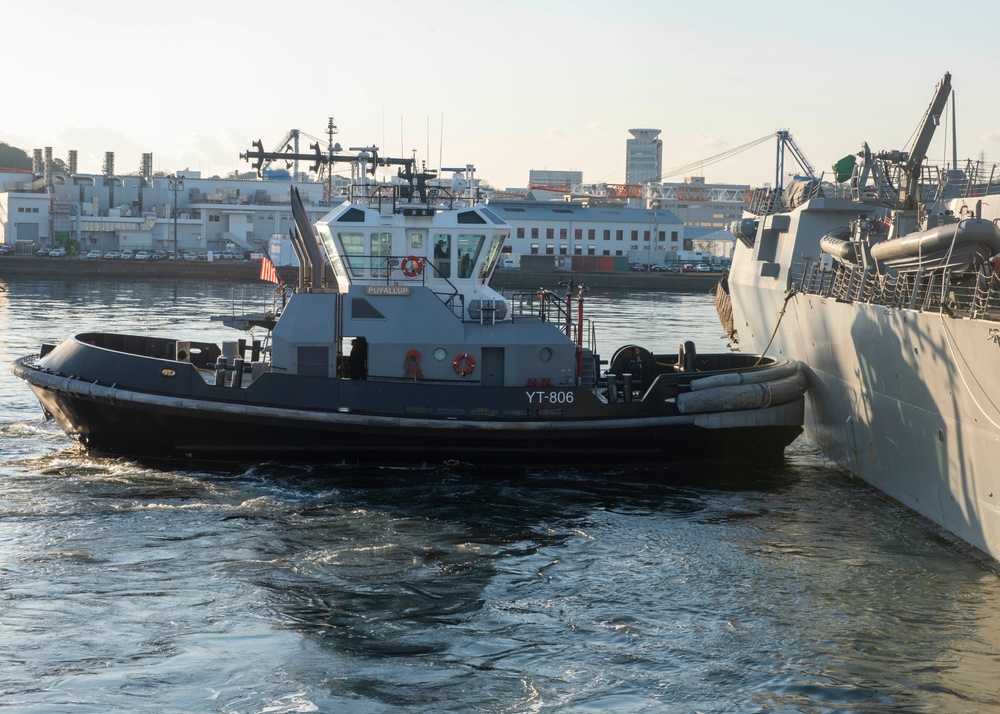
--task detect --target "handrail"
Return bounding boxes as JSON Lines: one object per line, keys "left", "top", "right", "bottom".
{"left": 796, "top": 259, "right": 1000, "bottom": 322}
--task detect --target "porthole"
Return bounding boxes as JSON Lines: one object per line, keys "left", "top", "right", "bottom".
{"left": 539, "top": 347, "right": 553, "bottom": 362}
{"left": 433, "top": 348, "right": 447, "bottom": 361}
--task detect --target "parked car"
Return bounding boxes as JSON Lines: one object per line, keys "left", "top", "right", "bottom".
{"left": 197, "top": 251, "right": 208, "bottom": 261}
{"left": 682, "top": 264, "right": 695, "bottom": 272}
{"left": 695, "top": 263, "right": 712, "bottom": 272}
{"left": 0, "top": 245, "right": 15, "bottom": 255}
{"left": 150, "top": 251, "right": 167, "bottom": 261}
{"left": 220, "top": 251, "right": 237, "bottom": 260}
{"left": 502, "top": 258, "right": 516, "bottom": 270}
{"left": 134, "top": 251, "right": 150, "bottom": 261}
{"left": 48, "top": 248, "right": 67, "bottom": 258}
{"left": 629, "top": 263, "right": 646, "bottom": 272}
{"left": 86, "top": 250, "right": 102, "bottom": 259}
{"left": 119, "top": 250, "right": 134, "bottom": 260}
{"left": 649, "top": 264, "right": 668, "bottom": 272}
{"left": 104, "top": 250, "right": 120, "bottom": 259}
{"left": 182, "top": 252, "right": 198, "bottom": 262}
{"left": 36, "top": 248, "right": 50, "bottom": 257}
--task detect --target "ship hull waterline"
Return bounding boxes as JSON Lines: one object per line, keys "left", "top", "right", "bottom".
{"left": 729, "top": 273, "right": 1000, "bottom": 560}
{"left": 12, "top": 357, "right": 804, "bottom": 465}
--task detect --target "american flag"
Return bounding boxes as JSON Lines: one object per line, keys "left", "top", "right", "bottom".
{"left": 259, "top": 253, "right": 280, "bottom": 284}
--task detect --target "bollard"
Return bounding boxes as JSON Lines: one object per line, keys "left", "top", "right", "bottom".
{"left": 215, "top": 356, "right": 228, "bottom": 386}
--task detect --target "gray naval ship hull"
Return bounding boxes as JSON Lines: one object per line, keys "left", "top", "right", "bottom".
{"left": 727, "top": 197, "right": 1000, "bottom": 561}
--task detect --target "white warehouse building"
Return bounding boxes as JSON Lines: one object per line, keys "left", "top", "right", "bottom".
{"left": 486, "top": 199, "right": 683, "bottom": 258}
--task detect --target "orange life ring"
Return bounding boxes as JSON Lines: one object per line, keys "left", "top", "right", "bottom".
{"left": 453, "top": 352, "right": 476, "bottom": 377}
{"left": 401, "top": 255, "right": 424, "bottom": 277}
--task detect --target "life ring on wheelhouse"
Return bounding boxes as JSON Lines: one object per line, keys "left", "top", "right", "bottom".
{"left": 453, "top": 353, "right": 476, "bottom": 377}
{"left": 401, "top": 255, "right": 424, "bottom": 277}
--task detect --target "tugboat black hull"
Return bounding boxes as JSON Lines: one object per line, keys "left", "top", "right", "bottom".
{"left": 13, "top": 346, "right": 803, "bottom": 465}
{"left": 22, "top": 381, "right": 801, "bottom": 464}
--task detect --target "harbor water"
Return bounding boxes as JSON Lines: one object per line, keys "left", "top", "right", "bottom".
{"left": 1, "top": 276, "right": 999, "bottom": 713}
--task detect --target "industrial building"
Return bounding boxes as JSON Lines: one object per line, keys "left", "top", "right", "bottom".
{"left": 0, "top": 149, "right": 345, "bottom": 258}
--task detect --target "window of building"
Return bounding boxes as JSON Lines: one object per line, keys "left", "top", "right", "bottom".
{"left": 631, "top": 230, "right": 638, "bottom": 241}
{"left": 574, "top": 244, "right": 583, "bottom": 255}
{"left": 545, "top": 244, "right": 554, "bottom": 255}
{"left": 530, "top": 243, "right": 539, "bottom": 255}
{"left": 559, "top": 245, "right": 568, "bottom": 255}
{"left": 603, "top": 229, "right": 611, "bottom": 241}
{"left": 574, "top": 228, "right": 582, "bottom": 240}
{"left": 671, "top": 231, "right": 679, "bottom": 242}
{"left": 587, "top": 246, "right": 596, "bottom": 256}
{"left": 209, "top": 215, "right": 221, "bottom": 223}
{"left": 643, "top": 230, "right": 650, "bottom": 241}
{"left": 658, "top": 231, "right": 666, "bottom": 242}
{"left": 616, "top": 230, "right": 623, "bottom": 241}
{"left": 531, "top": 227, "right": 539, "bottom": 239}
{"left": 588, "top": 229, "right": 595, "bottom": 241}
{"left": 517, "top": 227, "right": 525, "bottom": 239}
{"left": 615, "top": 250, "right": 623, "bottom": 256}
{"left": 559, "top": 228, "right": 567, "bottom": 240}
{"left": 546, "top": 228, "right": 554, "bottom": 240}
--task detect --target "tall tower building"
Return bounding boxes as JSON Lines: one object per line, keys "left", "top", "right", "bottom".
{"left": 625, "top": 128, "right": 662, "bottom": 185}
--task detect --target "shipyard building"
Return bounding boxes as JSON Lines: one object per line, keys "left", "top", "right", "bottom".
{"left": 1, "top": 129, "right": 745, "bottom": 266}
{"left": 0, "top": 149, "right": 345, "bottom": 258}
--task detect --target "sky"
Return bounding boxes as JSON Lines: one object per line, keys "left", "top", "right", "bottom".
{"left": 5, "top": 0, "right": 1000, "bottom": 190}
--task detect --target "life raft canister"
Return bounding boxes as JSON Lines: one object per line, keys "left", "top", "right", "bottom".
{"left": 453, "top": 353, "right": 476, "bottom": 377}
{"left": 404, "top": 349, "right": 422, "bottom": 380}
{"left": 401, "top": 255, "right": 424, "bottom": 277}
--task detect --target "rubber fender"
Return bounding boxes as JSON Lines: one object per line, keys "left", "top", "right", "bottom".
{"left": 676, "top": 370, "right": 807, "bottom": 415}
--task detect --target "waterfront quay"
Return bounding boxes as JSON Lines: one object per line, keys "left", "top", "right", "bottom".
{"left": 0, "top": 256, "right": 722, "bottom": 292}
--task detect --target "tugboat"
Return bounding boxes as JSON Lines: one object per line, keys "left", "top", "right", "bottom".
{"left": 11, "top": 142, "right": 807, "bottom": 464}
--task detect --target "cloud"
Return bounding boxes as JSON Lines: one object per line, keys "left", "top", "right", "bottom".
{"left": 694, "top": 133, "right": 729, "bottom": 148}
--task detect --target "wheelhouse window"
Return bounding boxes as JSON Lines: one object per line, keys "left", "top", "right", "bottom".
{"left": 478, "top": 232, "right": 507, "bottom": 280}
{"left": 433, "top": 234, "right": 451, "bottom": 278}
{"left": 318, "top": 226, "right": 344, "bottom": 278}
{"left": 457, "top": 233, "right": 485, "bottom": 279}
{"left": 337, "top": 231, "right": 365, "bottom": 277}
{"left": 371, "top": 231, "right": 392, "bottom": 277}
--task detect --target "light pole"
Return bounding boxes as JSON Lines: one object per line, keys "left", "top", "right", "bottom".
{"left": 168, "top": 176, "right": 184, "bottom": 258}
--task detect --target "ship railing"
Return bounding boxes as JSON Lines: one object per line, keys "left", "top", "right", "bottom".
{"left": 506, "top": 288, "right": 597, "bottom": 352}
{"left": 795, "top": 259, "right": 1000, "bottom": 322}
{"left": 747, "top": 181, "right": 853, "bottom": 217}
{"left": 350, "top": 183, "right": 476, "bottom": 212}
